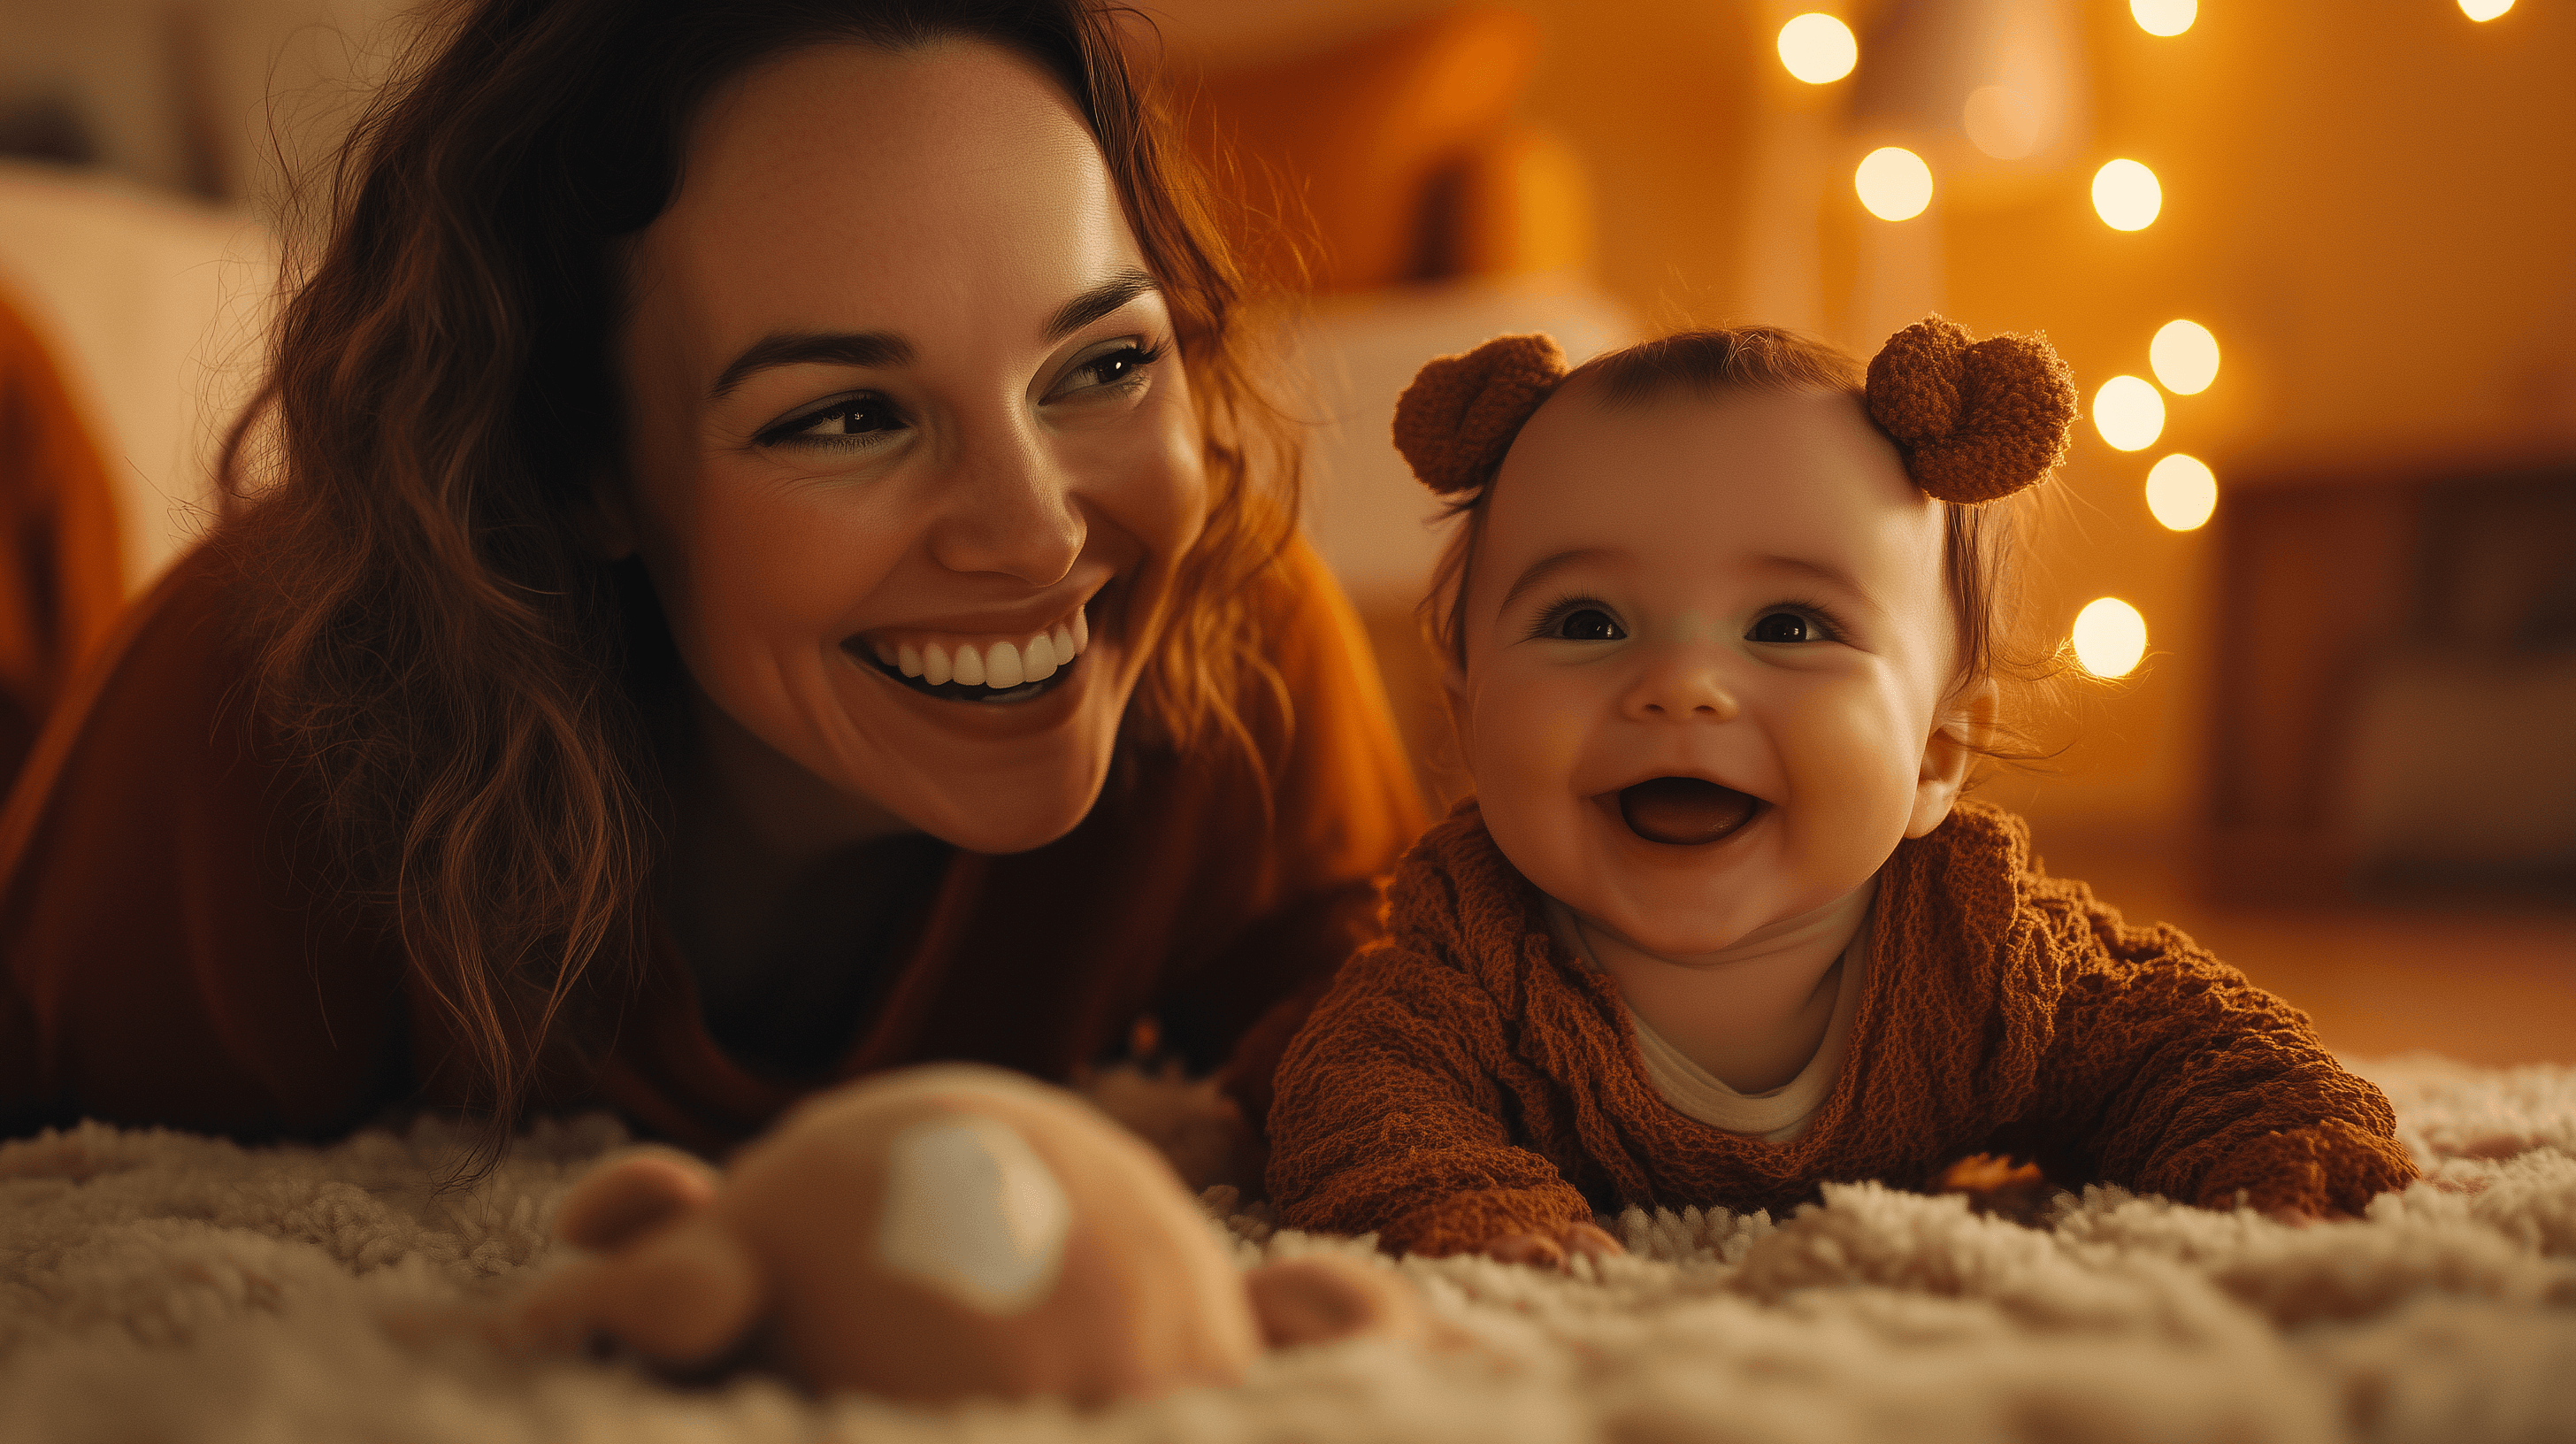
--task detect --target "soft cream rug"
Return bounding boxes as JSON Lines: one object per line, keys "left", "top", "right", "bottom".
{"left": 4, "top": 1056, "right": 2572, "bottom": 1444}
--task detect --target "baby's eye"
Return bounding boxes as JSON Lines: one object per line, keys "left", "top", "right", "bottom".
{"left": 1552, "top": 607, "right": 1625, "bottom": 641}
{"left": 1748, "top": 611, "right": 1818, "bottom": 644}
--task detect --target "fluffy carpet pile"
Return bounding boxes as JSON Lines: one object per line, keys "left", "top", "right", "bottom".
{"left": 4, "top": 1056, "right": 2572, "bottom": 1444}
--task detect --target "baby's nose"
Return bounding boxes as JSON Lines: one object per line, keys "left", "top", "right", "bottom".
{"left": 1621, "top": 649, "right": 1741, "bottom": 723}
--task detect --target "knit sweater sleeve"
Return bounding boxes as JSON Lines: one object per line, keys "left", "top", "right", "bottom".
{"left": 1264, "top": 932, "right": 1596, "bottom": 1256}
{"left": 2020, "top": 884, "right": 2418, "bottom": 1217}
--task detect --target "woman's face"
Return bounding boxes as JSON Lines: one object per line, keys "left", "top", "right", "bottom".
{"left": 613, "top": 40, "right": 1205, "bottom": 855}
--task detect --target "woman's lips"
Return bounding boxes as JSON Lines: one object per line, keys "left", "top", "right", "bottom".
{"left": 1616, "top": 777, "right": 1762, "bottom": 846}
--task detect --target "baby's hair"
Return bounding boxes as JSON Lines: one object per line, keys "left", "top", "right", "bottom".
{"left": 1406, "top": 324, "right": 2063, "bottom": 726}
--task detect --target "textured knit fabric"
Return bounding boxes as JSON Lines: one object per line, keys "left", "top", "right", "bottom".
{"left": 1390, "top": 333, "right": 1568, "bottom": 495}
{"left": 1863, "top": 315, "right": 2076, "bottom": 505}
{"left": 0, "top": 532, "right": 1423, "bottom": 1153}
{"left": 1268, "top": 802, "right": 2419, "bottom": 1256}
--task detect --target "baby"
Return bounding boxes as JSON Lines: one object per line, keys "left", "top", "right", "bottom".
{"left": 1266, "top": 319, "right": 2417, "bottom": 1264}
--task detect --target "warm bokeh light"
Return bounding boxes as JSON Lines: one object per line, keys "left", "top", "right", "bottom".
{"left": 2130, "top": 0, "right": 2196, "bottom": 36}
{"left": 2093, "top": 375, "right": 2166, "bottom": 451}
{"left": 2145, "top": 454, "right": 2219, "bottom": 531}
{"left": 2459, "top": 0, "right": 2513, "bottom": 19}
{"left": 1854, "top": 147, "right": 1934, "bottom": 221}
{"left": 2150, "top": 319, "right": 2221, "bottom": 394}
{"left": 2092, "top": 158, "right": 2162, "bottom": 231}
{"left": 2072, "top": 598, "right": 2149, "bottom": 678}
{"left": 1777, "top": 13, "right": 1859, "bottom": 83}
{"left": 1962, "top": 86, "right": 2043, "bottom": 160}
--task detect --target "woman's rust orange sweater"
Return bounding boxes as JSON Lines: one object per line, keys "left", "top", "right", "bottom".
{"left": 1268, "top": 802, "right": 2418, "bottom": 1256}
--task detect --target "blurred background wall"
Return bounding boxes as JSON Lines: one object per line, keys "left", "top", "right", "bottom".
{"left": 2, "top": 0, "right": 2569, "bottom": 1060}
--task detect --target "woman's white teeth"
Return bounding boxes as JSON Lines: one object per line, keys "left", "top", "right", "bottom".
{"left": 873, "top": 609, "right": 1089, "bottom": 691}
{"left": 986, "top": 641, "right": 1024, "bottom": 689}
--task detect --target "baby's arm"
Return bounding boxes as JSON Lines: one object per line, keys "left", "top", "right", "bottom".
{"left": 2019, "top": 881, "right": 2417, "bottom": 1217}
{"left": 1266, "top": 936, "right": 1597, "bottom": 1257}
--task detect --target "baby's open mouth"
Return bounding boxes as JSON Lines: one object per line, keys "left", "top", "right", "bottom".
{"left": 847, "top": 605, "right": 1089, "bottom": 706}
{"left": 1617, "top": 777, "right": 1762, "bottom": 847}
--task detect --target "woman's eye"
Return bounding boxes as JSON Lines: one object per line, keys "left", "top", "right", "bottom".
{"left": 766, "top": 396, "right": 906, "bottom": 448}
{"left": 1052, "top": 342, "right": 1162, "bottom": 399}
{"left": 1552, "top": 607, "right": 1625, "bottom": 641}
{"left": 1749, "top": 611, "right": 1815, "bottom": 644}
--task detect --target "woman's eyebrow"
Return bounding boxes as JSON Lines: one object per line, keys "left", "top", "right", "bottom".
{"left": 1043, "top": 267, "right": 1160, "bottom": 342}
{"left": 710, "top": 331, "right": 914, "bottom": 399}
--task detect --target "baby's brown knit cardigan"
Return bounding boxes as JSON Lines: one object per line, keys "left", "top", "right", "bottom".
{"left": 1268, "top": 801, "right": 2418, "bottom": 1256}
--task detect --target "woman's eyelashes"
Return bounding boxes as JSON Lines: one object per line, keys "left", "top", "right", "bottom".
{"left": 1530, "top": 597, "right": 1627, "bottom": 642}
{"left": 756, "top": 393, "right": 908, "bottom": 451}
{"left": 1046, "top": 339, "right": 1166, "bottom": 402}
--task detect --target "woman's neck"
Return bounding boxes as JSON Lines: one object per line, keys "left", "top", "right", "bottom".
{"left": 1565, "top": 878, "right": 1876, "bottom": 1095}
{"left": 667, "top": 688, "right": 917, "bottom": 995}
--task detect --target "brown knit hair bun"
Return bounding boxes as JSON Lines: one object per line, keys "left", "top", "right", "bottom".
{"left": 1865, "top": 314, "right": 2077, "bottom": 504}
{"left": 1392, "top": 333, "right": 1570, "bottom": 496}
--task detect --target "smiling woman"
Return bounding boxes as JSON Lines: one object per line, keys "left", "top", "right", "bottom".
{"left": 0, "top": 0, "right": 1422, "bottom": 1164}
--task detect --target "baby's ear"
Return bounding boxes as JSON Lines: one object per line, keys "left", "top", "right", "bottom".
{"left": 1907, "top": 677, "right": 2000, "bottom": 838}
{"left": 554, "top": 1146, "right": 723, "bottom": 1251}
{"left": 1243, "top": 1255, "right": 1432, "bottom": 1350}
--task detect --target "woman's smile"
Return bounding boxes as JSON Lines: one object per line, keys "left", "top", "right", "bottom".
{"left": 849, "top": 597, "right": 1094, "bottom": 704}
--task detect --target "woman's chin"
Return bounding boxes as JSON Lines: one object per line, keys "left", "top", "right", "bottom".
{"left": 924, "top": 790, "right": 1102, "bottom": 856}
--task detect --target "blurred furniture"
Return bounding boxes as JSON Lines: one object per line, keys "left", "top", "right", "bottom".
{"left": 0, "top": 280, "right": 125, "bottom": 790}
{"left": 2208, "top": 457, "right": 2576, "bottom": 906}
{"left": 1185, "top": 7, "right": 1637, "bottom": 806}
{"left": 0, "top": 159, "right": 276, "bottom": 594}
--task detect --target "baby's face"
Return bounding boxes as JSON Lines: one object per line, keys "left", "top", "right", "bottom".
{"left": 1450, "top": 384, "right": 1964, "bottom": 957}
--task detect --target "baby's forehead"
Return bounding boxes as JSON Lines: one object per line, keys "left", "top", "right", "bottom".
{"left": 1479, "top": 382, "right": 1928, "bottom": 572}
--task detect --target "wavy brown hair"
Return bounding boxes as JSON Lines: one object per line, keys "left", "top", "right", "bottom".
{"left": 219, "top": 0, "right": 1299, "bottom": 1134}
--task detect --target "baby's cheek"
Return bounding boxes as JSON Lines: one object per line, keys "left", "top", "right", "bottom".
{"left": 1775, "top": 672, "right": 1922, "bottom": 860}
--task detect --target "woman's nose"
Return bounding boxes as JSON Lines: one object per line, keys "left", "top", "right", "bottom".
{"left": 1621, "top": 649, "right": 1743, "bottom": 724}
{"left": 925, "top": 423, "right": 1085, "bottom": 586}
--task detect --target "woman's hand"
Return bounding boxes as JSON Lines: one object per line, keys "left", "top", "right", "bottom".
{"left": 1483, "top": 1222, "right": 1626, "bottom": 1272}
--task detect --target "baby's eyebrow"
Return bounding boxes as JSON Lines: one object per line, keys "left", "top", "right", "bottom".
{"left": 1499, "top": 547, "right": 1617, "bottom": 613}
{"left": 1752, "top": 552, "right": 1868, "bottom": 597}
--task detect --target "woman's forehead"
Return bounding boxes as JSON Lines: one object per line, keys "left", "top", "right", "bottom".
{"left": 626, "top": 40, "right": 1147, "bottom": 379}
{"left": 1476, "top": 386, "right": 1940, "bottom": 605}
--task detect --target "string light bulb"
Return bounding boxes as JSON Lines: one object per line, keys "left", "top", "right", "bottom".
{"left": 2459, "top": 0, "right": 2513, "bottom": 19}
{"left": 1778, "top": 13, "right": 1859, "bottom": 83}
{"left": 2072, "top": 598, "right": 2149, "bottom": 678}
{"left": 2094, "top": 376, "right": 2166, "bottom": 451}
{"left": 2145, "top": 454, "right": 2218, "bottom": 531}
{"left": 2131, "top": 0, "right": 2196, "bottom": 35}
{"left": 1854, "top": 147, "right": 1934, "bottom": 221}
{"left": 2150, "top": 320, "right": 2220, "bottom": 394}
{"left": 2091, "top": 159, "right": 2162, "bottom": 231}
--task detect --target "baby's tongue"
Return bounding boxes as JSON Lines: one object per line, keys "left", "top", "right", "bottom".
{"left": 1617, "top": 777, "right": 1760, "bottom": 846}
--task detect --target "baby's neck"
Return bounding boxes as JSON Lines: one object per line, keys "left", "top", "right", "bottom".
{"left": 1555, "top": 878, "right": 1876, "bottom": 1095}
